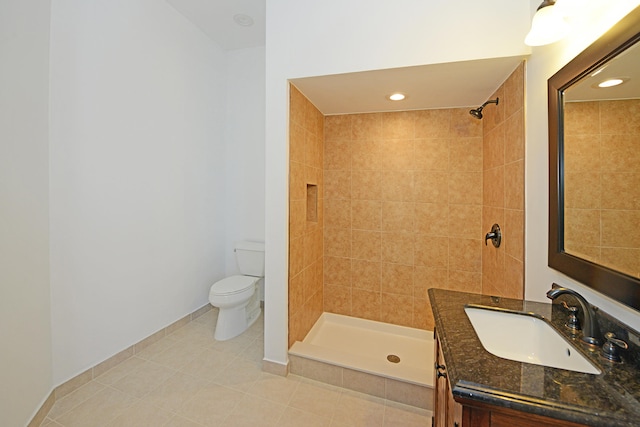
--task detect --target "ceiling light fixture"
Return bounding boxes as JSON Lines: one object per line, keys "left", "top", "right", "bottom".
{"left": 233, "top": 13, "right": 254, "bottom": 27}
{"left": 388, "top": 93, "right": 406, "bottom": 101}
{"left": 524, "top": 0, "right": 570, "bottom": 46}
{"left": 596, "top": 77, "right": 628, "bottom": 88}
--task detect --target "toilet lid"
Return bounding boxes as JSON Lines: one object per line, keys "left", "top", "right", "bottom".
{"left": 212, "top": 275, "right": 258, "bottom": 295}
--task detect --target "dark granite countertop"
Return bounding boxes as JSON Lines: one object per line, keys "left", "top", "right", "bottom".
{"left": 429, "top": 288, "right": 640, "bottom": 427}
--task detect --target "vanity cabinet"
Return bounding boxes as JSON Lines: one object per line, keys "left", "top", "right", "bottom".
{"left": 433, "top": 331, "right": 588, "bottom": 427}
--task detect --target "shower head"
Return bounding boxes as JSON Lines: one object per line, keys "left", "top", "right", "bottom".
{"left": 469, "top": 98, "right": 499, "bottom": 120}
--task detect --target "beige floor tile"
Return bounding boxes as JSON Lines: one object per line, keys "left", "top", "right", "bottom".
{"left": 163, "top": 415, "right": 206, "bottom": 427}
{"left": 149, "top": 339, "right": 204, "bottom": 371}
{"left": 94, "top": 356, "right": 147, "bottom": 386}
{"left": 211, "top": 333, "right": 256, "bottom": 355}
{"left": 177, "top": 383, "right": 244, "bottom": 426}
{"left": 39, "top": 418, "right": 63, "bottom": 427}
{"left": 239, "top": 338, "right": 264, "bottom": 363}
{"left": 222, "top": 394, "right": 286, "bottom": 426}
{"left": 288, "top": 378, "right": 342, "bottom": 418}
{"left": 179, "top": 348, "right": 237, "bottom": 381}
{"left": 110, "top": 360, "right": 176, "bottom": 398}
{"left": 141, "top": 371, "right": 211, "bottom": 411}
{"left": 212, "top": 357, "right": 262, "bottom": 392}
{"left": 247, "top": 372, "right": 300, "bottom": 405}
{"left": 277, "top": 407, "right": 332, "bottom": 427}
{"left": 331, "top": 390, "right": 386, "bottom": 427}
{"left": 135, "top": 333, "right": 184, "bottom": 360}
{"left": 55, "top": 387, "right": 137, "bottom": 427}
{"left": 103, "top": 399, "right": 173, "bottom": 427}
{"left": 192, "top": 308, "right": 217, "bottom": 326}
{"left": 383, "top": 401, "right": 433, "bottom": 427}
{"left": 48, "top": 380, "right": 105, "bottom": 420}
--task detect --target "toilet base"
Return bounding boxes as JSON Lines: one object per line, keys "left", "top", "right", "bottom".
{"left": 214, "top": 292, "right": 261, "bottom": 341}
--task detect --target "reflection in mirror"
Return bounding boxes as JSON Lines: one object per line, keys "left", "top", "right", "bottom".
{"left": 548, "top": 6, "right": 640, "bottom": 311}
{"left": 562, "top": 41, "right": 640, "bottom": 280}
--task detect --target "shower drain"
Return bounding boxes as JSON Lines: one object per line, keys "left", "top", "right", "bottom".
{"left": 387, "top": 354, "right": 400, "bottom": 363}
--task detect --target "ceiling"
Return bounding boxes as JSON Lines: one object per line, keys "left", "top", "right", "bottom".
{"left": 165, "top": 0, "right": 265, "bottom": 50}
{"left": 291, "top": 57, "right": 526, "bottom": 115}
{"left": 165, "top": 0, "right": 527, "bottom": 114}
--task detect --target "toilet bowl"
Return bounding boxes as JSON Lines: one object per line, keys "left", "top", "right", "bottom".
{"left": 209, "top": 241, "right": 264, "bottom": 341}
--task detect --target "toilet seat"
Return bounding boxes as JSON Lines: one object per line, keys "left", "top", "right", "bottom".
{"left": 211, "top": 275, "right": 258, "bottom": 296}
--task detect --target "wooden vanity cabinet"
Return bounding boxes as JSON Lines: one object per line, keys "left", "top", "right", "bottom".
{"left": 433, "top": 331, "right": 588, "bottom": 427}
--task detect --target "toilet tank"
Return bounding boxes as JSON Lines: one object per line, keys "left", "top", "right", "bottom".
{"left": 235, "top": 241, "right": 265, "bottom": 277}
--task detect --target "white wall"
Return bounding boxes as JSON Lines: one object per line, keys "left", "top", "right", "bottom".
{"left": 49, "top": 0, "right": 228, "bottom": 384}
{"left": 525, "top": 0, "right": 640, "bottom": 331}
{"left": 264, "top": 0, "right": 532, "bottom": 366}
{"left": 224, "top": 46, "right": 266, "bottom": 279}
{"left": 0, "top": 1, "right": 53, "bottom": 425}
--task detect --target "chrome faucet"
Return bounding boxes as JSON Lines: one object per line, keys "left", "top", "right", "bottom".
{"left": 546, "top": 286, "right": 602, "bottom": 346}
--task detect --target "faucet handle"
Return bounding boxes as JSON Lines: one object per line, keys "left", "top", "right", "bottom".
{"left": 561, "top": 301, "right": 581, "bottom": 331}
{"left": 601, "top": 332, "right": 628, "bottom": 363}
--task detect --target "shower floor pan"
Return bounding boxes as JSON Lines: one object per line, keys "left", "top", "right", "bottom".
{"left": 289, "top": 312, "right": 434, "bottom": 387}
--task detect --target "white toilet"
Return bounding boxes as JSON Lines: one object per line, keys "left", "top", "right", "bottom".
{"left": 209, "top": 241, "right": 264, "bottom": 341}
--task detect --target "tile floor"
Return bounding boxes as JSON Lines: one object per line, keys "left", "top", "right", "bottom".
{"left": 40, "top": 308, "right": 433, "bottom": 427}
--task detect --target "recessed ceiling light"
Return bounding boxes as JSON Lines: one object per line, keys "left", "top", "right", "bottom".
{"left": 233, "top": 13, "right": 254, "bottom": 27}
{"left": 595, "top": 77, "right": 628, "bottom": 88}
{"left": 388, "top": 93, "right": 406, "bottom": 101}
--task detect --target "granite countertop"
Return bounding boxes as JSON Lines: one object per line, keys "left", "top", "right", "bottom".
{"left": 429, "top": 288, "right": 640, "bottom": 427}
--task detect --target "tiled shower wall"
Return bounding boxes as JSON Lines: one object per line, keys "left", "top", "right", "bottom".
{"left": 289, "top": 86, "right": 325, "bottom": 347}
{"left": 288, "top": 62, "right": 525, "bottom": 344}
{"left": 563, "top": 98, "right": 640, "bottom": 279}
{"left": 481, "top": 62, "right": 525, "bottom": 299}
{"left": 322, "top": 107, "right": 484, "bottom": 331}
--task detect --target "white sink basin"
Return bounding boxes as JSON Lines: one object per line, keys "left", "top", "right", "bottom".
{"left": 464, "top": 305, "right": 601, "bottom": 375}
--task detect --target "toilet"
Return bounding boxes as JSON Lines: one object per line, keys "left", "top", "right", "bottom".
{"left": 209, "top": 241, "right": 264, "bottom": 341}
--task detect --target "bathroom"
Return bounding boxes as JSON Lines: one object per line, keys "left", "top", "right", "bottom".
{"left": 4, "top": 0, "right": 640, "bottom": 426}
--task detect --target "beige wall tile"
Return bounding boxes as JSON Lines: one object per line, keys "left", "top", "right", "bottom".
{"left": 382, "top": 111, "right": 415, "bottom": 139}
{"left": 352, "top": 230, "right": 381, "bottom": 262}
{"left": 381, "top": 232, "right": 414, "bottom": 265}
{"left": 324, "top": 170, "right": 351, "bottom": 200}
{"left": 449, "top": 204, "right": 481, "bottom": 239}
{"left": 483, "top": 122, "right": 505, "bottom": 171}
{"left": 381, "top": 201, "right": 415, "bottom": 232}
{"left": 351, "top": 199, "right": 382, "bottom": 231}
{"left": 324, "top": 284, "right": 352, "bottom": 316}
{"left": 352, "top": 113, "right": 382, "bottom": 140}
{"left": 381, "top": 263, "right": 414, "bottom": 295}
{"left": 505, "top": 109, "right": 524, "bottom": 163}
{"left": 381, "top": 139, "right": 415, "bottom": 171}
{"left": 324, "top": 227, "right": 351, "bottom": 258}
{"left": 324, "top": 199, "right": 351, "bottom": 229}
{"left": 351, "top": 170, "right": 382, "bottom": 200}
{"left": 351, "top": 289, "right": 381, "bottom": 321}
{"left": 324, "top": 139, "right": 351, "bottom": 170}
{"left": 449, "top": 238, "right": 481, "bottom": 272}
{"left": 600, "top": 99, "right": 640, "bottom": 135}
{"left": 415, "top": 109, "right": 451, "bottom": 138}
{"left": 351, "top": 259, "right": 381, "bottom": 292}
{"left": 449, "top": 172, "right": 482, "bottom": 205}
{"left": 414, "top": 202, "right": 448, "bottom": 236}
{"left": 414, "top": 235, "right": 448, "bottom": 268}
{"left": 381, "top": 171, "right": 415, "bottom": 201}
{"left": 483, "top": 167, "right": 504, "bottom": 208}
{"left": 414, "top": 171, "right": 448, "bottom": 203}
{"left": 450, "top": 108, "right": 482, "bottom": 138}
{"left": 450, "top": 137, "right": 482, "bottom": 172}
{"left": 504, "top": 160, "right": 524, "bottom": 210}
{"left": 564, "top": 172, "right": 601, "bottom": 209}
{"left": 325, "top": 115, "right": 352, "bottom": 141}
{"left": 564, "top": 134, "right": 601, "bottom": 172}
{"left": 414, "top": 138, "right": 450, "bottom": 171}
{"left": 351, "top": 139, "right": 382, "bottom": 170}
{"left": 324, "top": 256, "right": 351, "bottom": 287}
{"left": 381, "top": 293, "right": 413, "bottom": 326}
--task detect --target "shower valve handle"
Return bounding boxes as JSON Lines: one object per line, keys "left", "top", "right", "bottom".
{"left": 485, "top": 224, "right": 501, "bottom": 248}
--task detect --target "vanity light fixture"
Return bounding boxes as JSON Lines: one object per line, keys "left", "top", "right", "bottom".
{"left": 387, "top": 93, "right": 406, "bottom": 101}
{"left": 524, "top": 0, "right": 570, "bottom": 46}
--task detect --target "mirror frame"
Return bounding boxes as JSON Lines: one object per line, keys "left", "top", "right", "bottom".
{"left": 548, "top": 6, "right": 640, "bottom": 311}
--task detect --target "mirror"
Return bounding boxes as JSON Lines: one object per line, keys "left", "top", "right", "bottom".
{"left": 548, "top": 6, "right": 640, "bottom": 311}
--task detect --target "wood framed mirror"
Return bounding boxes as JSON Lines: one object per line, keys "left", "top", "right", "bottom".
{"left": 548, "top": 6, "right": 640, "bottom": 311}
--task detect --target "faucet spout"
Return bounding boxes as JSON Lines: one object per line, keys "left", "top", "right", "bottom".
{"left": 547, "top": 286, "right": 602, "bottom": 346}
